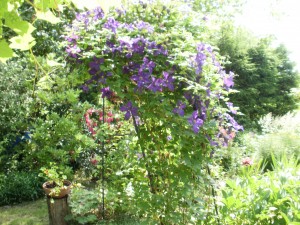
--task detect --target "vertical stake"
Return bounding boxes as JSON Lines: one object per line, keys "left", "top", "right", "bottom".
{"left": 207, "top": 165, "right": 221, "bottom": 225}
{"left": 101, "top": 97, "right": 105, "bottom": 220}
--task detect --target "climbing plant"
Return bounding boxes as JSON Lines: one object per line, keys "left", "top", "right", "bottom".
{"left": 63, "top": 1, "right": 243, "bottom": 224}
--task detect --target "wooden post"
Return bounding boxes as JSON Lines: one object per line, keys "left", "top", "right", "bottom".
{"left": 46, "top": 195, "right": 70, "bottom": 225}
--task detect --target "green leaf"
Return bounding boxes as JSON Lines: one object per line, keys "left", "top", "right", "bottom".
{"left": 34, "top": 0, "right": 65, "bottom": 11}
{"left": 0, "top": 39, "right": 14, "bottom": 63}
{"left": 9, "top": 33, "right": 36, "bottom": 50}
{"left": 46, "top": 58, "right": 62, "bottom": 67}
{"left": 37, "top": 75, "right": 54, "bottom": 90}
{"left": 36, "top": 10, "right": 61, "bottom": 24}
{"left": 4, "top": 12, "right": 35, "bottom": 36}
{"left": 224, "top": 196, "right": 236, "bottom": 208}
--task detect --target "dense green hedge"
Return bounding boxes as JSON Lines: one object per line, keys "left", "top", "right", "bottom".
{"left": 0, "top": 172, "right": 44, "bottom": 206}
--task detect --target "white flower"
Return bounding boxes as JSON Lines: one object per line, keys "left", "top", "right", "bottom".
{"left": 125, "top": 182, "right": 135, "bottom": 197}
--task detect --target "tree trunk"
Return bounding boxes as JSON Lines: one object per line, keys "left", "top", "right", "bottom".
{"left": 46, "top": 195, "right": 70, "bottom": 225}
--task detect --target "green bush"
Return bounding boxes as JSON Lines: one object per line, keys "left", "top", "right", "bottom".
{"left": 0, "top": 172, "right": 44, "bottom": 206}
{"left": 67, "top": 187, "right": 100, "bottom": 225}
{"left": 0, "top": 58, "right": 34, "bottom": 171}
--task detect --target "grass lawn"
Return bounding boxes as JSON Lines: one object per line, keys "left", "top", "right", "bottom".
{"left": 0, "top": 198, "right": 48, "bottom": 225}
{"left": 0, "top": 197, "right": 141, "bottom": 225}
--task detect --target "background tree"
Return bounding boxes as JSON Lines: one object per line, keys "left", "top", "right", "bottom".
{"left": 218, "top": 25, "right": 299, "bottom": 129}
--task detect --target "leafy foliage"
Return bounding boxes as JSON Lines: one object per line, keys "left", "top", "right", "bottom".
{"left": 0, "top": 58, "right": 34, "bottom": 171}
{"left": 67, "top": 188, "right": 100, "bottom": 224}
{"left": 22, "top": 57, "right": 96, "bottom": 171}
{"left": 0, "top": 172, "right": 44, "bottom": 206}
{"left": 218, "top": 156, "right": 300, "bottom": 225}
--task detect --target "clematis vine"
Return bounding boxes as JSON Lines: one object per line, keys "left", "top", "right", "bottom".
{"left": 64, "top": 3, "right": 243, "bottom": 144}
{"left": 63, "top": 3, "right": 246, "bottom": 222}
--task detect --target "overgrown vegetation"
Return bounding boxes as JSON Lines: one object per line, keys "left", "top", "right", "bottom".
{"left": 0, "top": 0, "right": 299, "bottom": 224}
{"left": 218, "top": 155, "right": 300, "bottom": 224}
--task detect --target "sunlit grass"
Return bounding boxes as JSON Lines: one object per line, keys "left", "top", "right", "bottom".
{"left": 0, "top": 198, "right": 48, "bottom": 225}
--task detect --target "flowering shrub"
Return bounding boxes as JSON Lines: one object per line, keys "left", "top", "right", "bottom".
{"left": 64, "top": 1, "right": 243, "bottom": 223}
{"left": 81, "top": 104, "right": 127, "bottom": 174}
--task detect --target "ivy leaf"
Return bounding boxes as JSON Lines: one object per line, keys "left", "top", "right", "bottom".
{"left": 9, "top": 33, "right": 36, "bottom": 50}
{"left": 0, "top": 39, "right": 14, "bottom": 63}
{"left": 36, "top": 10, "right": 61, "bottom": 24}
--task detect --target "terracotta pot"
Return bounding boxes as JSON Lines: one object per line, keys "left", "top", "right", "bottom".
{"left": 43, "top": 180, "right": 72, "bottom": 199}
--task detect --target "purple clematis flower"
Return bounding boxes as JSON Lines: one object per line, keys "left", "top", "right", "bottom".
{"left": 148, "top": 77, "right": 164, "bottom": 92}
{"left": 188, "top": 110, "right": 204, "bottom": 133}
{"left": 75, "top": 11, "right": 91, "bottom": 27}
{"left": 226, "top": 102, "right": 237, "bottom": 114}
{"left": 101, "top": 87, "right": 113, "bottom": 98}
{"left": 173, "top": 101, "right": 186, "bottom": 116}
{"left": 195, "top": 43, "right": 207, "bottom": 74}
{"left": 131, "top": 72, "right": 151, "bottom": 92}
{"left": 226, "top": 114, "right": 243, "bottom": 131}
{"left": 93, "top": 7, "right": 104, "bottom": 20}
{"left": 65, "top": 33, "right": 79, "bottom": 43}
{"left": 132, "top": 38, "right": 146, "bottom": 54}
{"left": 89, "top": 57, "right": 104, "bottom": 75}
{"left": 103, "top": 17, "right": 120, "bottom": 33}
{"left": 66, "top": 44, "right": 81, "bottom": 58}
{"left": 120, "top": 101, "right": 138, "bottom": 120}
{"left": 135, "top": 21, "right": 154, "bottom": 33}
{"left": 162, "top": 71, "right": 174, "bottom": 91}
{"left": 80, "top": 85, "right": 89, "bottom": 93}
{"left": 223, "top": 71, "right": 234, "bottom": 89}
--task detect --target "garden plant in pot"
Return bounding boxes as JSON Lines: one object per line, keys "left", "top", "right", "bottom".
{"left": 40, "top": 162, "right": 72, "bottom": 199}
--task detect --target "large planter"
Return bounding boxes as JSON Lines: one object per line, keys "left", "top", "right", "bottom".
{"left": 42, "top": 180, "right": 72, "bottom": 199}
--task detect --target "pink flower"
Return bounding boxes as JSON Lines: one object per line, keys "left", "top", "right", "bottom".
{"left": 90, "top": 158, "right": 98, "bottom": 165}
{"left": 242, "top": 157, "right": 253, "bottom": 166}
